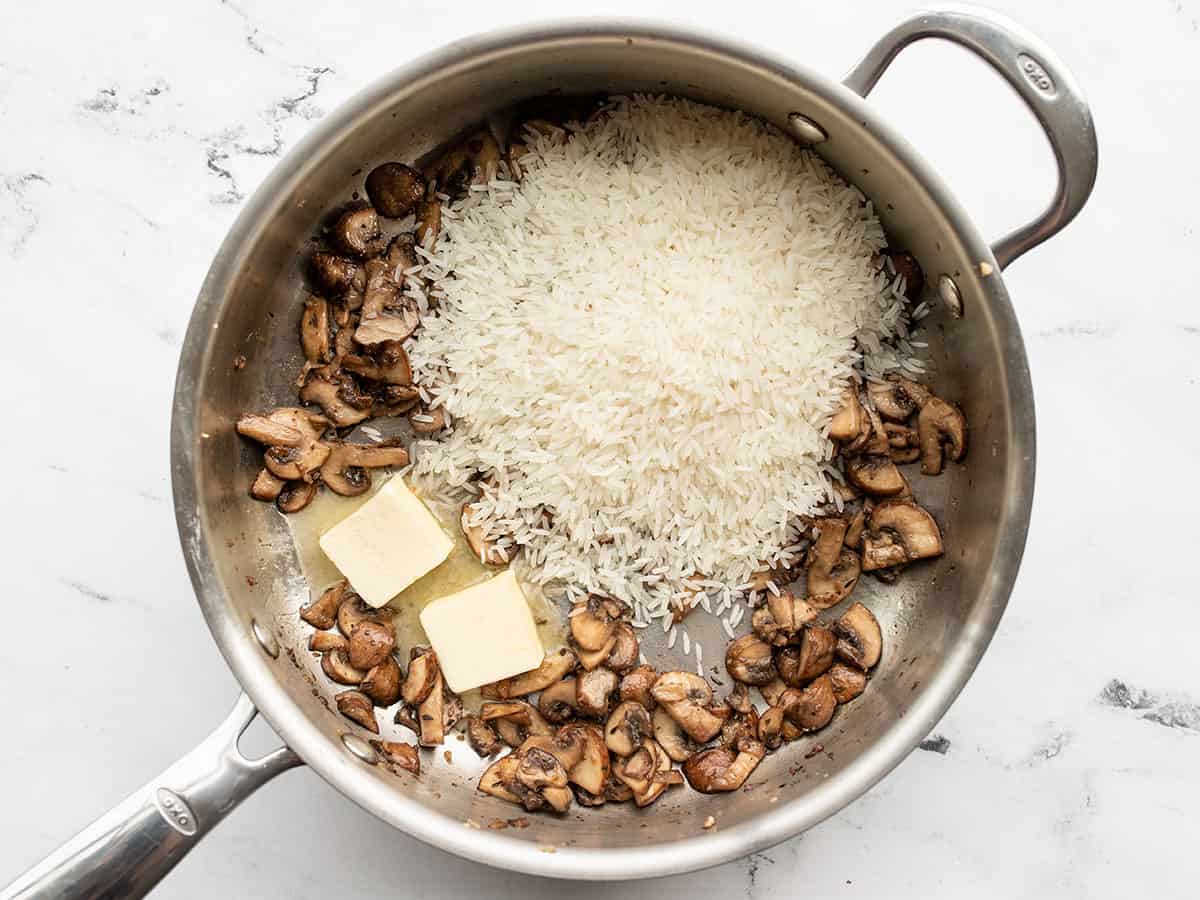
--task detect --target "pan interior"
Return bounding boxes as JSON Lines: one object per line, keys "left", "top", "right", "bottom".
{"left": 176, "top": 26, "right": 1030, "bottom": 865}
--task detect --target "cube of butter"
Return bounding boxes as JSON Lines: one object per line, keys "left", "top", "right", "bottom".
{"left": 319, "top": 477, "right": 453, "bottom": 608}
{"left": 419, "top": 569, "right": 544, "bottom": 693}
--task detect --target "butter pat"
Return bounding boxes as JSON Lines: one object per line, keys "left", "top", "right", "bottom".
{"left": 419, "top": 570, "right": 544, "bottom": 693}
{"left": 319, "top": 477, "right": 453, "bottom": 608}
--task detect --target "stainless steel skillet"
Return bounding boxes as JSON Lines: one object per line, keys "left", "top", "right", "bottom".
{"left": 3, "top": 6, "right": 1096, "bottom": 897}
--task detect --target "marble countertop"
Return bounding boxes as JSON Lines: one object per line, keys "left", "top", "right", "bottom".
{"left": 2, "top": 0, "right": 1196, "bottom": 896}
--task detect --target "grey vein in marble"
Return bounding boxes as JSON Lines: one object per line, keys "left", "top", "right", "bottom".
{"left": 0, "top": 172, "right": 49, "bottom": 254}
{"left": 1100, "top": 679, "right": 1200, "bottom": 732}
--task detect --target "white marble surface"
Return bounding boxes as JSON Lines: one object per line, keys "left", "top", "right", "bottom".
{"left": 2, "top": 0, "right": 1197, "bottom": 896}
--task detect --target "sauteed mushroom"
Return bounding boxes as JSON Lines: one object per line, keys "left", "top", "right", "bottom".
{"left": 415, "top": 197, "right": 441, "bottom": 246}
{"left": 651, "top": 706, "right": 697, "bottom": 762}
{"left": 299, "top": 296, "right": 332, "bottom": 365}
{"left": 483, "top": 649, "right": 577, "bottom": 699}
{"left": 512, "top": 747, "right": 572, "bottom": 813}
{"left": 365, "top": 162, "right": 425, "bottom": 218}
{"left": 375, "top": 740, "right": 421, "bottom": 775}
{"left": 833, "top": 602, "right": 883, "bottom": 670}
{"left": 752, "top": 590, "right": 819, "bottom": 646}
{"left": 538, "top": 678, "right": 580, "bottom": 723}
{"left": 409, "top": 406, "right": 447, "bottom": 434}
{"left": 335, "top": 690, "right": 379, "bottom": 733}
{"left": 360, "top": 656, "right": 402, "bottom": 706}
{"left": 460, "top": 504, "right": 508, "bottom": 566}
{"left": 605, "top": 701, "right": 652, "bottom": 757}
{"left": 347, "top": 619, "right": 395, "bottom": 670}
{"left": 479, "top": 754, "right": 522, "bottom": 804}
{"left": 651, "top": 671, "right": 727, "bottom": 743}
{"left": 575, "top": 667, "right": 619, "bottom": 719}
{"left": 682, "top": 737, "right": 766, "bottom": 793}
{"left": 466, "top": 716, "right": 503, "bottom": 757}
{"left": 861, "top": 500, "right": 943, "bottom": 570}
{"left": 331, "top": 207, "right": 383, "bottom": 257}
{"left": 319, "top": 441, "right": 408, "bottom": 497}
{"left": 300, "top": 580, "right": 346, "bottom": 629}
{"left": 337, "top": 592, "right": 388, "bottom": 637}
{"left": 298, "top": 366, "right": 373, "bottom": 427}
{"left": 309, "top": 251, "right": 362, "bottom": 299}
{"left": 554, "top": 723, "right": 611, "bottom": 795}
{"left": 480, "top": 700, "right": 554, "bottom": 748}
{"left": 844, "top": 454, "right": 907, "bottom": 496}
{"left": 322, "top": 648, "right": 365, "bottom": 685}
{"left": 309, "top": 630, "right": 348, "bottom": 652}
{"left": 619, "top": 665, "right": 658, "bottom": 709}
{"left": 828, "top": 662, "right": 868, "bottom": 703}
{"left": 605, "top": 623, "right": 639, "bottom": 673}
{"left": 402, "top": 650, "right": 439, "bottom": 704}
{"left": 829, "top": 389, "right": 866, "bottom": 442}
{"left": 784, "top": 674, "right": 837, "bottom": 732}
{"left": 570, "top": 594, "right": 624, "bottom": 650}
{"left": 724, "top": 634, "right": 777, "bottom": 685}
{"left": 417, "top": 671, "right": 447, "bottom": 746}
{"left": 918, "top": 396, "right": 967, "bottom": 475}
{"left": 341, "top": 340, "right": 413, "bottom": 385}
{"left": 611, "top": 738, "right": 681, "bottom": 808}
{"left": 776, "top": 626, "right": 837, "bottom": 686}
{"left": 805, "top": 517, "right": 862, "bottom": 608}
{"left": 276, "top": 480, "right": 317, "bottom": 513}
{"left": 250, "top": 468, "right": 287, "bottom": 502}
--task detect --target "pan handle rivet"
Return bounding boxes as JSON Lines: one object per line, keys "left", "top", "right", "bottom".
{"left": 787, "top": 112, "right": 828, "bottom": 145}
{"left": 341, "top": 733, "right": 379, "bottom": 764}
{"left": 251, "top": 619, "right": 280, "bottom": 659}
{"left": 937, "top": 274, "right": 964, "bottom": 318}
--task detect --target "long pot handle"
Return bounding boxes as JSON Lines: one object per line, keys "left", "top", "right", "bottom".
{"left": 843, "top": 4, "right": 1098, "bottom": 269}
{"left": 1, "top": 693, "right": 301, "bottom": 900}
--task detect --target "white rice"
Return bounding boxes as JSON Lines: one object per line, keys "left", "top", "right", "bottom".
{"left": 408, "top": 95, "right": 917, "bottom": 625}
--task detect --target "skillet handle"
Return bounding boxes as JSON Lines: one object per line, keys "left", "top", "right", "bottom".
{"left": 843, "top": 4, "right": 1098, "bottom": 269}
{"left": 0, "top": 693, "right": 300, "bottom": 900}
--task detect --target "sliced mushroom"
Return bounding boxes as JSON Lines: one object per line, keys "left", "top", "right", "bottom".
{"left": 360, "top": 656, "right": 402, "bottom": 706}
{"left": 918, "top": 396, "right": 967, "bottom": 475}
{"left": 482, "top": 649, "right": 577, "bottom": 699}
{"left": 353, "top": 236, "right": 420, "bottom": 346}
{"left": 683, "top": 737, "right": 766, "bottom": 793}
{"left": 651, "top": 672, "right": 727, "bottom": 743}
{"left": 298, "top": 367, "right": 372, "bottom": 428}
{"left": 829, "top": 389, "right": 866, "bottom": 442}
{"left": 619, "top": 665, "right": 658, "bottom": 709}
{"left": 843, "top": 454, "right": 907, "bottom": 496}
{"left": 555, "top": 723, "right": 610, "bottom": 796}
{"left": 845, "top": 506, "right": 867, "bottom": 550}
{"left": 479, "top": 754, "right": 523, "bottom": 804}
{"left": 575, "top": 667, "right": 619, "bottom": 719}
{"left": 336, "top": 592, "right": 387, "bottom": 637}
{"left": 464, "top": 131, "right": 501, "bottom": 185}
{"left": 415, "top": 197, "right": 441, "bottom": 246}
{"left": 777, "top": 626, "right": 837, "bottom": 686}
{"left": 243, "top": 409, "right": 331, "bottom": 481}
{"left": 783, "top": 674, "right": 837, "bottom": 732}
{"left": 612, "top": 738, "right": 680, "bottom": 808}
{"left": 276, "top": 480, "right": 317, "bottom": 513}
{"left": 375, "top": 740, "right": 420, "bottom": 775}
{"left": 466, "top": 715, "right": 503, "bottom": 757}
{"left": 605, "top": 701, "right": 652, "bottom": 757}
{"left": 300, "top": 296, "right": 332, "bottom": 365}
{"left": 834, "top": 602, "right": 883, "bottom": 670}
{"left": 300, "top": 580, "right": 347, "bottom": 629}
{"left": 720, "top": 699, "right": 759, "bottom": 748}
{"left": 570, "top": 595, "right": 622, "bottom": 651}
{"left": 365, "top": 162, "right": 425, "bottom": 218}
{"left": 322, "top": 649, "right": 365, "bottom": 685}
{"left": 829, "top": 662, "right": 868, "bottom": 703}
{"left": 236, "top": 414, "right": 305, "bottom": 448}
{"left": 372, "top": 383, "right": 421, "bottom": 417}
{"left": 512, "top": 746, "right": 571, "bottom": 813}
{"left": 884, "top": 249, "right": 925, "bottom": 301}
{"left": 331, "top": 207, "right": 383, "bottom": 258}
{"left": 577, "top": 635, "right": 617, "bottom": 671}
{"left": 310, "top": 252, "right": 362, "bottom": 299}
{"left": 724, "top": 634, "right": 777, "bottom": 685}
{"left": 758, "top": 677, "right": 789, "bottom": 708}
{"left": 347, "top": 619, "right": 396, "bottom": 671}
{"left": 341, "top": 340, "right": 413, "bottom": 385}
{"left": 481, "top": 700, "right": 554, "bottom": 748}
{"left": 460, "top": 503, "right": 508, "bottom": 566}
{"left": 335, "top": 691, "right": 379, "bottom": 733}
{"left": 805, "top": 517, "right": 862, "bottom": 609}
{"left": 309, "top": 630, "right": 348, "bottom": 652}
{"left": 417, "top": 671, "right": 446, "bottom": 746}
{"left": 752, "top": 590, "right": 820, "bottom": 646}
{"left": 867, "top": 376, "right": 920, "bottom": 422}
{"left": 538, "top": 678, "right": 580, "bottom": 723}
{"left": 320, "top": 441, "right": 410, "bottom": 497}
{"left": 604, "top": 623, "right": 639, "bottom": 674}
{"left": 401, "top": 650, "right": 438, "bottom": 705}
{"left": 409, "top": 406, "right": 447, "bottom": 434}
{"left": 651, "top": 705, "right": 698, "bottom": 762}
{"left": 861, "top": 499, "right": 944, "bottom": 571}
{"left": 250, "top": 467, "right": 287, "bottom": 502}
{"left": 758, "top": 705, "right": 785, "bottom": 750}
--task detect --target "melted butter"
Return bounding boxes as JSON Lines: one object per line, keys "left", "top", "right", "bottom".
{"left": 285, "top": 476, "right": 567, "bottom": 700}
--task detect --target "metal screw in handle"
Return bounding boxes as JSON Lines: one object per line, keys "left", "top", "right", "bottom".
{"left": 842, "top": 3, "right": 1099, "bottom": 270}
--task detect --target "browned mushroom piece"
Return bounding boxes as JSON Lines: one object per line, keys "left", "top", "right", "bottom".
{"left": 619, "top": 664, "right": 658, "bottom": 709}
{"left": 845, "top": 506, "right": 867, "bottom": 550}
{"left": 783, "top": 674, "right": 837, "bottom": 732}
{"left": 464, "top": 131, "right": 502, "bottom": 185}
{"left": 479, "top": 753, "right": 523, "bottom": 804}
{"left": 336, "top": 591, "right": 388, "bottom": 637}
{"left": 375, "top": 740, "right": 420, "bottom": 775}
{"left": 570, "top": 594, "right": 623, "bottom": 651}
{"left": 409, "top": 406, "right": 447, "bottom": 434}
{"left": 238, "top": 408, "right": 329, "bottom": 472}
{"left": 415, "top": 197, "right": 441, "bottom": 246}
{"left": 322, "top": 649, "right": 366, "bottom": 685}
{"left": 309, "top": 631, "right": 348, "bottom": 652}
{"left": 249, "top": 468, "right": 287, "bottom": 502}
{"left": 481, "top": 700, "right": 554, "bottom": 748}
{"left": 724, "top": 634, "right": 777, "bottom": 685}
{"left": 331, "top": 207, "right": 383, "bottom": 258}
{"left": 804, "top": 517, "right": 859, "bottom": 609}
{"left": 833, "top": 602, "right": 883, "bottom": 670}
{"left": 604, "top": 701, "right": 652, "bottom": 757}
{"left": 650, "top": 671, "right": 727, "bottom": 744}
{"left": 482, "top": 649, "right": 578, "bottom": 699}
{"left": 466, "top": 715, "right": 504, "bottom": 757}
{"left": 757, "top": 705, "right": 785, "bottom": 750}
{"left": 776, "top": 626, "right": 837, "bottom": 687}
{"left": 335, "top": 691, "right": 379, "bottom": 733}
{"left": 575, "top": 667, "right": 619, "bottom": 719}
{"left": 352, "top": 234, "right": 420, "bottom": 346}
{"left": 885, "top": 422, "right": 919, "bottom": 449}
{"left": 611, "top": 738, "right": 681, "bottom": 808}
{"left": 460, "top": 503, "right": 508, "bottom": 566}
{"left": 752, "top": 590, "right": 820, "bottom": 647}
{"left": 828, "top": 662, "right": 868, "bottom": 703}
{"left": 402, "top": 649, "right": 439, "bottom": 705}
{"left": 829, "top": 389, "right": 866, "bottom": 442}
{"left": 554, "top": 723, "right": 611, "bottom": 796}
{"left": 604, "top": 623, "right": 639, "bottom": 674}
{"left": 861, "top": 499, "right": 944, "bottom": 571}
{"left": 758, "top": 677, "right": 789, "bottom": 707}
{"left": 867, "top": 376, "right": 922, "bottom": 422}
{"left": 538, "top": 678, "right": 580, "bottom": 723}
{"left": 417, "top": 671, "right": 447, "bottom": 747}
{"left": 719, "top": 700, "right": 759, "bottom": 749}
{"left": 310, "top": 251, "right": 362, "bottom": 301}
{"left": 510, "top": 745, "right": 572, "bottom": 813}
{"left": 365, "top": 162, "right": 426, "bottom": 218}
{"left": 298, "top": 366, "right": 372, "bottom": 428}
{"left": 918, "top": 396, "right": 967, "bottom": 475}
{"left": 360, "top": 656, "right": 402, "bottom": 706}
{"left": 843, "top": 454, "right": 907, "bottom": 497}
{"left": 321, "top": 441, "right": 409, "bottom": 498}
{"left": 277, "top": 480, "right": 318, "bottom": 513}
{"left": 300, "top": 580, "right": 347, "bottom": 629}
{"left": 299, "top": 296, "right": 332, "bottom": 366}
{"left": 682, "top": 737, "right": 766, "bottom": 793}
{"left": 347, "top": 619, "right": 396, "bottom": 671}
{"left": 341, "top": 340, "right": 413, "bottom": 385}
{"left": 651, "top": 706, "right": 697, "bottom": 762}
